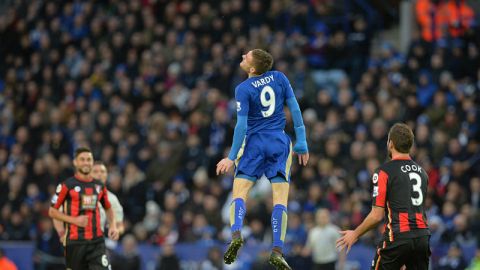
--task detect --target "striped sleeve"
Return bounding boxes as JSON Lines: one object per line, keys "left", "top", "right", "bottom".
{"left": 372, "top": 169, "right": 389, "bottom": 208}
{"left": 51, "top": 183, "right": 69, "bottom": 209}
{"left": 100, "top": 186, "right": 112, "bottom": 210}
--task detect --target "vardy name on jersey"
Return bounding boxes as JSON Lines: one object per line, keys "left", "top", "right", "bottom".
{"left": 251, "top": 74, "right": 275, "bottom": 88}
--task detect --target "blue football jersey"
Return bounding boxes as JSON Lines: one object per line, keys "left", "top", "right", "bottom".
{"left": 235, "top": 70, "right": 295, "bottom": 135}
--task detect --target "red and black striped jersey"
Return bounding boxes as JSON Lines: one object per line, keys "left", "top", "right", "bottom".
{"left": 371, "top": 157, "right": 430, "bottom": 242}
{"left": 51, "top": 174, "right": 111, "bottom": 245}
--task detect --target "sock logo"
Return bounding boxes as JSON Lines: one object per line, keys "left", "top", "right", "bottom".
{"left": 272, "top": 217, "right": 278, "bottom": 233}
{"left": 238, "top": 208, "right": 245, "bottom": 219}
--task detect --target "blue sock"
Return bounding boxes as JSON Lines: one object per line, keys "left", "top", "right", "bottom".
{"left": 230, "top": 198, "right": 246, "bottom": 235}
{"left": 271, "top": 204, "right": 288, "bottom": 251}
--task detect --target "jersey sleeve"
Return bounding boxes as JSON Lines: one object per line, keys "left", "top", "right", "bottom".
{"left": 51, "top": 183, "right": 69, "bottom": 209}
{"left": 372, "top": 169, "right": 389, "bottom": 208}
{"left": 235, "top": 86, "right": 249, "bottom": 116}
{"left": 277, "top": 71, "right": 295, "bottom": 100}
{"left": 100, "top": 185, "right": 112, "bottom": 210}
{"left": 109, "top": 193, "right": 124, "bottom": 222}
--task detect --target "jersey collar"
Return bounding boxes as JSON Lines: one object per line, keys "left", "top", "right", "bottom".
{"left": 74, "top": 173, "right": 93, "bottom": 182}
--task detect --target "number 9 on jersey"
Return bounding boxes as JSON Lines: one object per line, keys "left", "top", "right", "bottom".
{"left": 260, "top": 86, "right": 275, "bottom": 117}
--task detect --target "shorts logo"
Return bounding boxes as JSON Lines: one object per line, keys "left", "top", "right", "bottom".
{"left": 236, "top": 102, "right": 241, "bottom": 112}
{"left": 51, "top": 195, "right": 58, "bottom": 204}
{"left": 56, "top": 184, "right": 62, "bottom": 193}
{"left": 74, "top": 186, "right": 81, "bottom": 192}
{"left": 372, "top": 173, "right": 379, "bottom": 184}
{"left": 81, "top": 195, "right": 98, "bottom": 210}
{"left": 101, "top": 254, "right": 109, "bottom": 267}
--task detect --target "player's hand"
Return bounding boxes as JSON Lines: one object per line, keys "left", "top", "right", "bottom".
{"left": 216, "top": 158, "right": 234, "bottom": 175}
{"left": 336, "top": 230, "right": 358, "bottom": 254}
{"left": 108, "top": 226, "right": 119, "bottom": 241}
{"left": 57, "top": 230, "right": 66, "bottom": 244}
{"left": 74, "top": 215, "right": 89, "bottom": 227}
{"left": 293, "top": 142, "right": 309, "bottom": 166}
{"left": 296, "top": 152, "right": 309, "bottom": 166}
{"left": 117, "top": 222, "right": 125, "bottom": 235}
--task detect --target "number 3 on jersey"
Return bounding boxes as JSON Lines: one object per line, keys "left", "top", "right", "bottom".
{"left": 260, "top": 86, "right": 275, "bottom": 117}
{"left": 409, "top": 172, "right": 423, "bottom": 206}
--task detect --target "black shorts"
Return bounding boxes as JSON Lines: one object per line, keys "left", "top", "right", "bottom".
{"left": 65, "top": 240, "right": 110, "bottom": 270}
{"left": 371, "top": 235, "right": 430, "bottom": 270}
{"left": 314, "top": 261, "right": 336, "bottom": 270}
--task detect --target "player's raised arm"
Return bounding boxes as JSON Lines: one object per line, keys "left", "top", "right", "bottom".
{"left": 216, "top": 86, "right": 249, "bottom": 175}
{"left": 281, "top": 72, "right": 309, "bottom": 166}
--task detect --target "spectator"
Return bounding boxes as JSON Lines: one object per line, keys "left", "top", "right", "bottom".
{"left": 303, "top": 208, "right": 341, "bottom": 270}
{"left": 4, "top": 212, "right": 30, "bottom": 241}
{"left": 156, "top": 244, "right": 180, "bottom": 270}
{"left": 200, "top": 247, "right": 223, "bottom": 270}
{"left": 286, "top": 243, "right": 312, "bottom": 270}
{"left": 33, "top": 217, "right": 64, "bottom": 270}
{"left": 416, "top": 0, "right": 475, "bottom": 42}
{"left": 470, "top": 177, "right": 480, "bottom": 212}
{"left": 285, "top": 212, "right": 308, "bottom": 246}
{"left": 438, "top": 242, "right": 468, "bottom": 270}
{"left": 441, "top": 213, "right": 476, "bottom": 245}
{"left": 250, "top": 250, "right": 276, "bottom": 270}
{"left": 111, "top": 234, "right": 141, "bottom": 270}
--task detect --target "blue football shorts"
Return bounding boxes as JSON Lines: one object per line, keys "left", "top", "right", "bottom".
{"left": 234, "top": 131, "right": 293, "bottom": 183}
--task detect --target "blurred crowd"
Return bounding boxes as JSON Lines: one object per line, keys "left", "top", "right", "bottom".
{"left": 0, "top": 0, "right": 479, "bottom": 269}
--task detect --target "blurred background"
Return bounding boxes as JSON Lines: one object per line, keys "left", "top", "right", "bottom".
{"left": 0, "top": 0, "right": 479, "bottom": 269}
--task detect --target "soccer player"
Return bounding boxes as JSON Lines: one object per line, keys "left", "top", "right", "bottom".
{"left": 91, "top": 161, "right": 125, "bottom": 236}
{"left": 336, "top": 123, "right": 431, "bottom": 270}
{"left": 54, "top": 161, "right": 125, "bottom": 243}
{"left": 49, "top": 147, "right": 119, "bottom": 270}
{"left": 217, "top": 49, "right": 309, "bottom": 270}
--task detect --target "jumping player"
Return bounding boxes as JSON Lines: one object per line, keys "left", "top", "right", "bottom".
{"left": 217, "top": 49, "right": 309, "bottom": 270}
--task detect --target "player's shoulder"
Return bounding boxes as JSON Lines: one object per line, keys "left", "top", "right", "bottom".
{"left": 235, "top": 79, "right": 252, "bottom": 94}
{"left": 269, "top": 70, "right": 282, "bottom": 76}
{"left": 108, "top": 190, "right": 120, "bottom": 201}
{"left": 269, "top": 70, "right": 288, "bottom": 81}
{"left": 62, "top": 176, "right": 77, "bottom": 188}
{"left": 376, "top": 161, "right": 397, "bottom": 176}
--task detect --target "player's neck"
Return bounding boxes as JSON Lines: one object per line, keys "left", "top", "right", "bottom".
{"left": 75, "top": 172, "right": 92, "bottom": 182}
{"left": 391, "top": 152, "right": 411, "bottom": 161}
{"left": 248, "top": 72, "right": 262, "bottom": 78}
